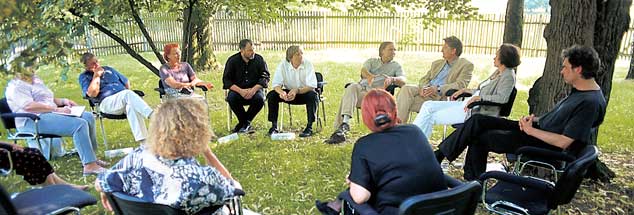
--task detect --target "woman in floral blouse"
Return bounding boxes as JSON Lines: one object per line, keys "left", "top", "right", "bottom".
{"left": 95, "top": 98, "right": 241, "bottom": 214}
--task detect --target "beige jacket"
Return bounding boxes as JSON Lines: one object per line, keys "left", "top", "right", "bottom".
{"left": 418, "top": 58, "right": 474, "bottom": 98}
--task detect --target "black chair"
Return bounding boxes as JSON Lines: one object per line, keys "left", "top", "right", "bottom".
{"left": 84, "top": 90, "right": 145, "bottom": 150}
{"left": 341, "top": 175, "right": 482, "bottom": 215}
{"left": 281, "top": 72, "right": 327, "bottom": 131}
{"left": 155, "top": 79, "right": 210, "bottom": 102}
{"left": 0, "top": 184, "right": 97, "bottom": 215}
{"left": 480, "top": 145, "right": 599, "bottom": 215}
{"left": 0, "top": 98, "right": 62, "bottom": 159}
{"left": 106, "top": 189, "right": 246, "bottom": 215}
{"left": 343, "top": 82, "right": 399, "bottom": 123}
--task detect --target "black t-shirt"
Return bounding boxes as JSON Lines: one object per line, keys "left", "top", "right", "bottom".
{"left": 222, "top": 53, "right": 270, "bottom": 89}
{"left": 349, "top": 124, "right": 447, "bottom": 214}
{"left": 538, "top": 88, "right": 606, "bottom": 152}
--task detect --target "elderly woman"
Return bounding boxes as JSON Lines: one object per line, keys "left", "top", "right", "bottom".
{"left": 95, "top": 98, "right": 241, "bottom": 214}
{"left": 316, "top": 89, "right": 447, "bottom": 214}
{"left": 412, "top": 43, "right": 520, "bottom": 139}
{"left": 0, "top": 142, "right": 88, "bottom": 190}
{"left": 159, "top": 43, "right": 214, "bottom": 98}
{"left": 4, "top": 53, "right": 105, "bottom": 175}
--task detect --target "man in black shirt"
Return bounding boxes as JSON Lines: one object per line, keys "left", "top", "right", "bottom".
{"left": 223, "top": 39, "right": 271, "bottom": 133}
{"left": 435, "top": 45, "right": 607, "bottom": 181}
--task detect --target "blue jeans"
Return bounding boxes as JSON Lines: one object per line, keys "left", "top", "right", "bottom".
{"left": 19, "top": 111, "right": 98, "bottom": 165}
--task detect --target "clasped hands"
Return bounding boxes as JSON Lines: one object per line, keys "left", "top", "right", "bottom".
{"left": 367, "top": 74, "right": 396, "bottom": 89}
{"left": 278, "top": 89, "right": 298, "bottom": 101}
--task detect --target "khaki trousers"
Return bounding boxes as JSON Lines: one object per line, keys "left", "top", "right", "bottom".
{"left": 334, "top": 83, "right": 368, "bottom": 127}
{"left": 396, "top": 85, "right": 439, "bottom": 122}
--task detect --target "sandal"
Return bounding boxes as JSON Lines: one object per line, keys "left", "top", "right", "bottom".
{"left": 82, "top": 167, "right": 106, "bottom": 176}
{"left": 96, "top": 160, "right": 110, "bottom": 167}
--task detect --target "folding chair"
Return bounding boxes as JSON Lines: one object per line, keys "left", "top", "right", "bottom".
{"left": 224, "top": 88, "right": 269, "bottom": 131}
{"left": 84, "top": 90, "right": 144, "bottom": 151}
{"left": 0, "top": 148, "right": 13, "bottom": 176}
{"left": 106, "top": 189, "right": 246, "bottom": 215}
{"left": 340, "top": 175, "right": 481, "bottom": 215}
{"left": 280, "top": 72, "right": 327, "bottom": 131}
{"left": 0, "top": 184, "right": 97, "bottom": 215}
{"left": 154, "top": 80, "right": 210, "bottom": 103}
{"left": 0, "top": 98, "right": 62, "bottom": 159}
{"left": 480, "top": 145, "right": 598, "bottom": 215}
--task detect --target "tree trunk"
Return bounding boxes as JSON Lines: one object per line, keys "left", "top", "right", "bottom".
{"left": 528, "top": 0, "right": 632, "bottom": 183}
{"left": 503, "top": 0, "right": 524, "bottom": 47}
{"left": 191, "top": 7, "right": 220, "bottom": 73}
{"left": 585, "top": 0, "right": 631, "bottom": 183}
{"left": 527, "top": 0, "right": 596, "bottom": 115}
{"left": 181, "top": 1, "right": 196, "bottom": 64}
{"left": 627, "top": 41, "right": 634, "bottom": 79}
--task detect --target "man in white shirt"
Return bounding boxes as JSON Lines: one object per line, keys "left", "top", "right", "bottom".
{"left": 267, "top": 45, "right": 319, "bottom": 137}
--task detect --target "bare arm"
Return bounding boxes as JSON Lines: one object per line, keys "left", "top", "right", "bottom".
{"left": 519, "top": 115, "right": 575, "bottom": 149}
{"left": 86, "top": 71, "right": 103, "bottom": 98}
{"left": 202, "top": 146, "right": 233, "bottom": 180}
{"left": 164, "top": 76, "right": 192, "bottom": 89}
{"left": 349, "top": 182, "right": 371, "bottom": 204}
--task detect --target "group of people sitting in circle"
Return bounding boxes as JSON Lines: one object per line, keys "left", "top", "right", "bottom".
{"left": 1, "top": 35, "right": 606, "bottom": 214}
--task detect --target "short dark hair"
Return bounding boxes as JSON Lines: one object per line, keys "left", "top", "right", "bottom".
{"left": 81, "top": 52, "right": 96, "bottom": 65}
{"left": 498, "top": 43, "right": 521, "bottom": 68}
{"left": 239, "top": 39, "right": 253, "bottom": 50}
{"left": 443, "top": 36, "right": 463, "bottom": 57}
{"left": 561, "top": 45, "right": 601, "bottom": 79}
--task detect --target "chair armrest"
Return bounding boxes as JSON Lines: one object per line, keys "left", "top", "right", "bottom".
{"left": 233, "top": 189, "right": 246, "bottom": 196}
{"left": 515, "top": 146, "right": 575, "bottom": 163}
{"left": 445, "top": 89, "right": 472, "bottom": 100}
{"left": 479, "top": 171, "right": 554, "bottom": 193}
{"left": 444, "top": 174, "right": 463, "bottom": 188}
{"left": 196, "top": 86, "right": 208, "bottom": 92}
{"left": 132, "top": 90, "right": 145, "bottom": 97}
{"left": 337, "top": 190, "right": 379, "bottom": 215}
{"left": 1, "top": 113, "right": 40, "bottom": 121}
{"left": 467, "top": 100, "right": 504, "bottom": 109}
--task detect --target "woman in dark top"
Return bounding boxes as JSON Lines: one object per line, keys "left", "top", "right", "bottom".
{"left": 317, "top": 89, "right": 447, "bottom": 215}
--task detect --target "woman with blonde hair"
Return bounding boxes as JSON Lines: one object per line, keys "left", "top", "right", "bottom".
{"left": 95, "top": 98, "right": 240, "bottom": 214}
{"left": 316, "top": 89, "right": 446, "bottom": 214}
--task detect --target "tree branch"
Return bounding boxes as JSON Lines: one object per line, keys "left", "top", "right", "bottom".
{"left": 128, "top": 0, "right": 166, "bottom": 65}
{"left": 69, "top": 9, "right": 159, "bottom": 76}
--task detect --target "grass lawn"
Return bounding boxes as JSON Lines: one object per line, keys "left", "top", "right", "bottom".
{"left": 1, "top": 49, "right": 633, "bottom": 214}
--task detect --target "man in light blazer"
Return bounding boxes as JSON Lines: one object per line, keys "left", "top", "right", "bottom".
{"left": 396, "top": 36, "right": 474, "bottom": 122}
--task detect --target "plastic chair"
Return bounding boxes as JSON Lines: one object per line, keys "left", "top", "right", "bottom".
{"left": 0, "top": 184, "right": 97, "bottom": 215}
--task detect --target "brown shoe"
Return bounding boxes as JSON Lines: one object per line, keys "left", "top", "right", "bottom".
{"left": 325, "top": 131, "right": 346, "bottom": 144}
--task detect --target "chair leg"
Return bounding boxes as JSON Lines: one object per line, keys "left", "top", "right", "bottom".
{"left": 98, "top": 116, "right": 108, "bottom": 150}
{"left": 287, "top": 103, "right": 293, "bottom": 128}
{"left": 356, "top": 107, "right": 360, "bottom": 124}
{"left": 280, "top": 102, "right": 284, "bottom": 131}
{"left": 321, "top": 99, "right": 327, "bottom": 124}
{"left": 226, "top": 102, "right": 232, "bottom": 131}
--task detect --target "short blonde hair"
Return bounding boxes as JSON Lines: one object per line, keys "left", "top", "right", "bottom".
{"left": 285, "top": 45, "right": 301, "bottom": 62}
{"left": 146, "top": 98, "right": 211, "bottom": 159}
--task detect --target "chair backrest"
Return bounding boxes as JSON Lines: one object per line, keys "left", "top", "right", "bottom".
{"left": 550, "top": 145, "right": 598, "bottom": 208}
{"left": 158, "top": 79, "right": 166, "bottom": 96}
{"left": 399, "top": 180, "right": 482, "bottom": 215}
{"left": 315, "top": 72, "right": 324, "bottom": 95}
{"left": 498, "top": 87, "right": 517, "bottom": 117}
{"left": 0, "top": 184, "right": 17, "bottom": 215}
{"left": 0, "top": 98, "right": 17, "bottom": 130}
{"left": 106, "top": 192, "right": 222, "bottom": 215}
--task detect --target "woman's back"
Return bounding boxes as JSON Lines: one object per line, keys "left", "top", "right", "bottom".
{"left": 349, "top": 124, "right": 447, "bottom": 214}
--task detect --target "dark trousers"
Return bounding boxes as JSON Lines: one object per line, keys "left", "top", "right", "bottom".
{"left": 438, "top": 114, "right": 561, "bottom": 180}
{"left": 267, "top": 89, "right": 319, "bottom": 126}
{"left": 0, "top": 142, "right": 54, "bottom": 185}
{"left": 226, "top": 89, "right": 265, "bottom": 124}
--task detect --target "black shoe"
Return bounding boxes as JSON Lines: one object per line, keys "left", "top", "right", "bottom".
{"left": 268, "top": 126, "right": 280, "bottom": 136}
{"left": 338, "top": 123, "right": 350, "bottom": 133}
{"left": 231, "top": 122, "right": 243, "bottom": 133}
{"left": 238, "top": 124, "right": 254, "bottom": 134}
{"left": 299, "top": 127, "right": 313, "bottom": 137}
{"left": 315, "top": 200, "right": 339, "bottom": 215}
{"left": 325, "top": 131, "right": 346, "bottom": 144}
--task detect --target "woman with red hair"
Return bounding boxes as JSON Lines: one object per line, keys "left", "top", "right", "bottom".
{"left": 160, "top": 43, "right": 214, "bottom": 98}
{"left": 316, "top": 89, "right": 447, "bottom": 214}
